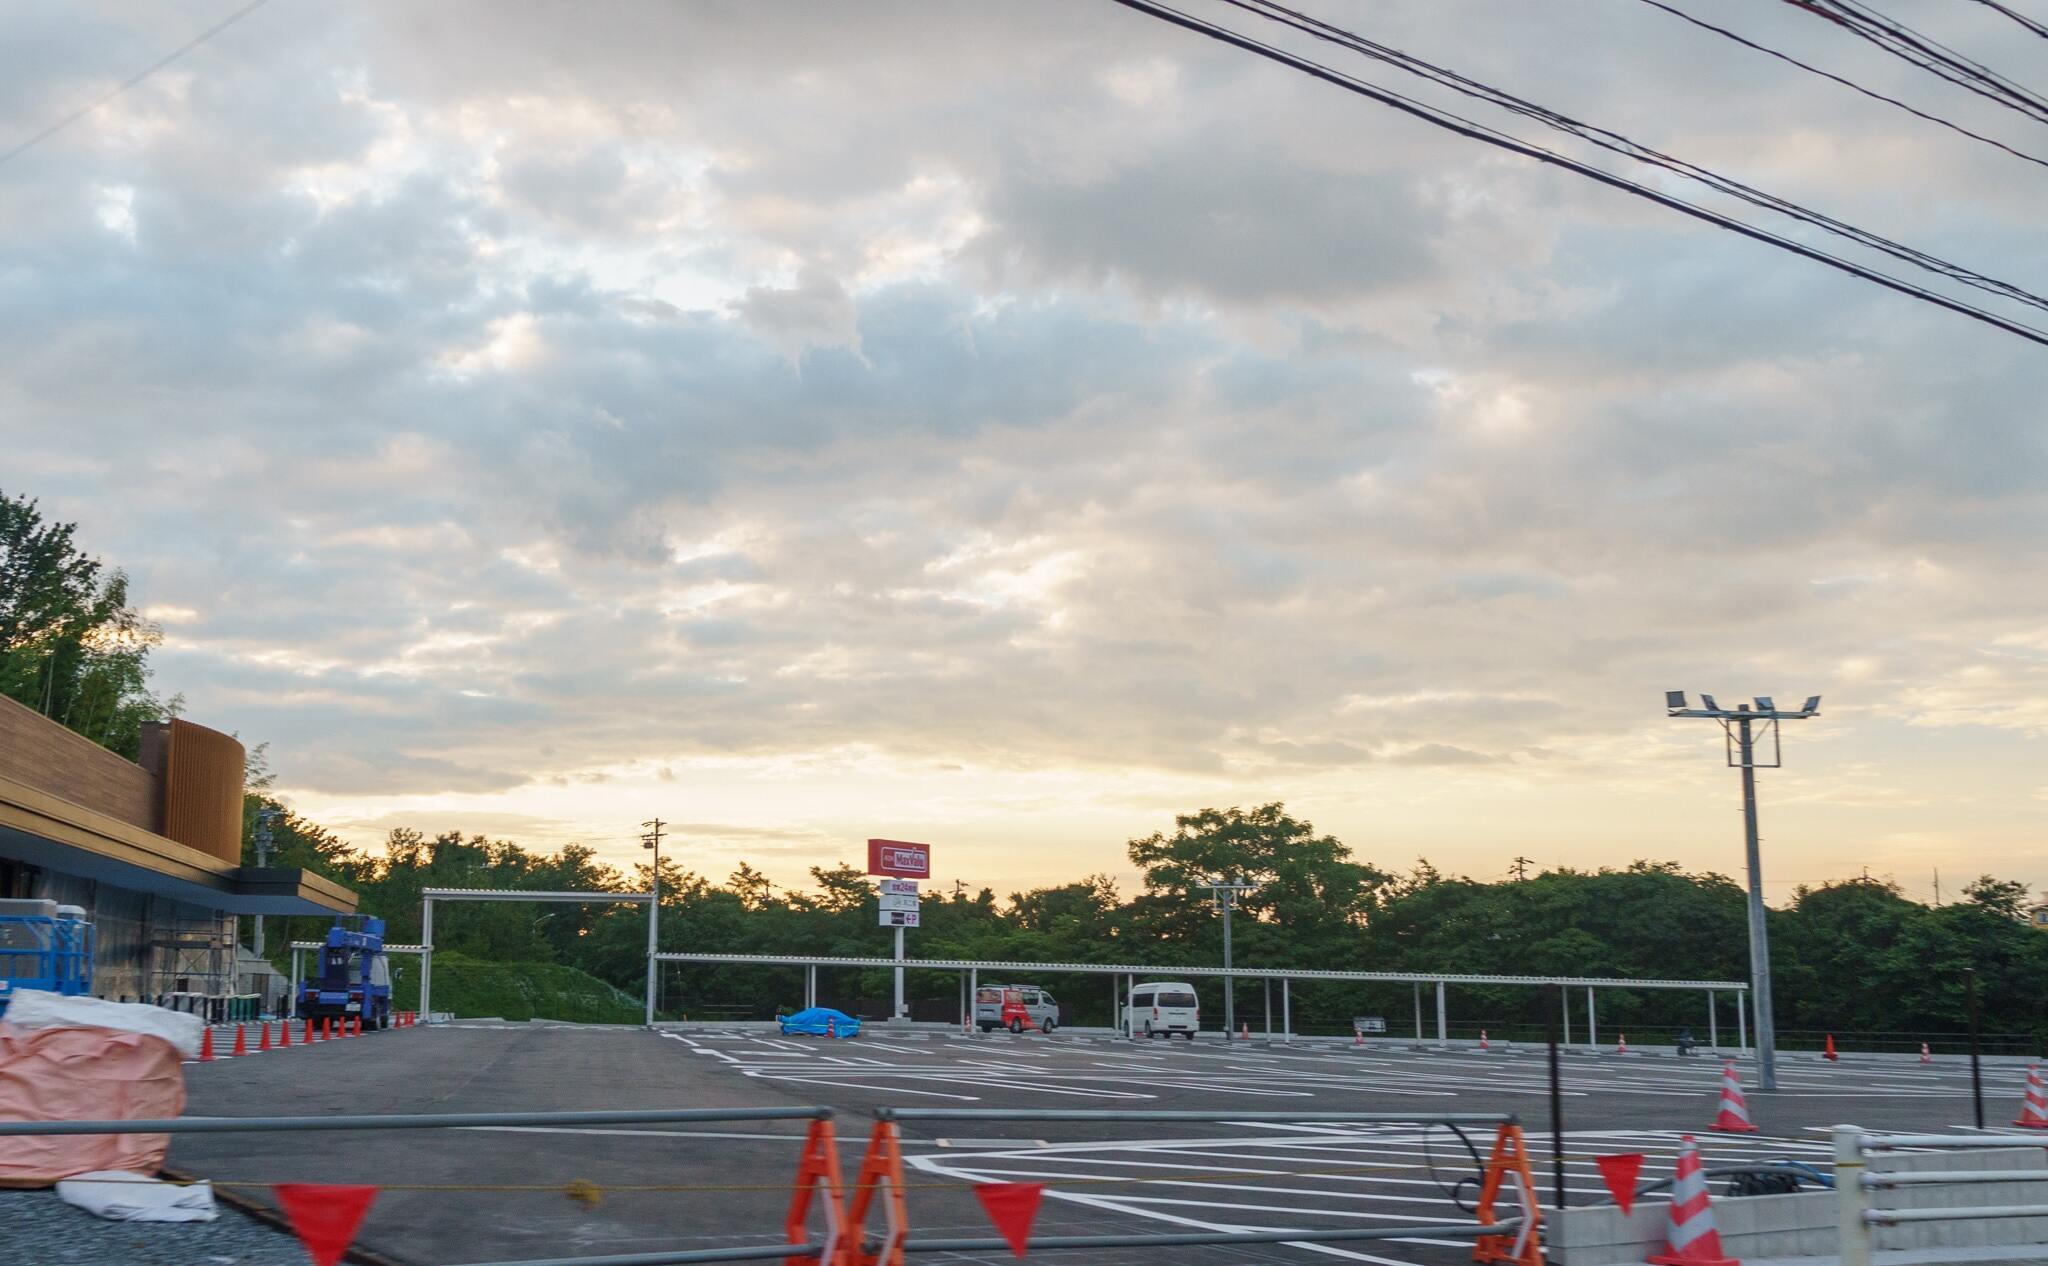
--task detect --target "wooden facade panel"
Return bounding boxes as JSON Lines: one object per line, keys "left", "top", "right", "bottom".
{"left": 160, "top": 719, "right": 245, "bottom": 865}
{"left": 0, "top": 693, "right": 159, "bottom": 833}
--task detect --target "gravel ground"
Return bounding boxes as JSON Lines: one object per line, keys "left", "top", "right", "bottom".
{"left": 0, "top": 1186, "right": 311, "bottom": 1265}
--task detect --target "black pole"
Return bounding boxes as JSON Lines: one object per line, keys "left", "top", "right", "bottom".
{"left": 1966, "top": 967, "right": 1984, "bottom": 1130}
{"left": 1546, "top": 983, "right": 1566, "bottom": 1210}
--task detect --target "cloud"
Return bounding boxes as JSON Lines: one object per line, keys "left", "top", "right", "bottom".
{"left": 5, "top": 0, "right": 2047, "bottom": 890}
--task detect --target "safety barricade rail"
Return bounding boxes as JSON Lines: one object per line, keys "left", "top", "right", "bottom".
{"left": 0, "top": 1107, "right": 1539, "bottom": 1266}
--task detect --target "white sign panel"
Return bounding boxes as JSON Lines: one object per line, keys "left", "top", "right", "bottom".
{"left": 880, "top": 909, "right": 921, "bottom": 927}
{"left": 877, "top": 879, "right": 920, "bottom": 896}
{"left": 878, "top": 893, "right": 919, "bottom": 913}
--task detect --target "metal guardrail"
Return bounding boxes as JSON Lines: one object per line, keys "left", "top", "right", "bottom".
{"left": 881, "top": 1107, "right": 1516, "bottom": 1123}
{"left": 0, "top": 1107, "right": 828, "bottom": 1137}
{"left": 1835, "top": 1127, "right": 2048, "bottom": 1266}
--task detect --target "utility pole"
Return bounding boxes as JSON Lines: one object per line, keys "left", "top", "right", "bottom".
{"left": 1667, "top": 691, "right": 1820, "bottom": 1092}
{"left": 1202, "top": 879, "right": 1258, "bottom": 1038}
{"left": 642, "top": 818, "right": 665, "bottom": 1027}
{"left": 251, "top": 806, "right": 279, "bottom": 961}
{"left": 1510, "top": 856, "right": 1533, "bottom": 882}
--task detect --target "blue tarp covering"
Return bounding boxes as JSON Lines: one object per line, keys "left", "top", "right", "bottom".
{"left": 779, "top": 1007, "right": 860, "bottom": 1037}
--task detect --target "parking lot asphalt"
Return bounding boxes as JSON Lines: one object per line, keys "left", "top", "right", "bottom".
{"left": 173, "top": 1022, "right": 2045, "bottom": 1266}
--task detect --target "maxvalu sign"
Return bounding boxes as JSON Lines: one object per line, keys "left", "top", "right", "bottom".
{"left": 866, "top": 838, "right": 931, "bottom": 878}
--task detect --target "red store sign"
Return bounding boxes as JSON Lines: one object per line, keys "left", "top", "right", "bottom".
{"left": 866, "top": 838, "right": 932, "bottom": 878}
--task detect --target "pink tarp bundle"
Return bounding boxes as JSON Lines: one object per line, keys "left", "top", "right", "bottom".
{"left": 0, "top": 991, "right": 197, "bottom": 1187}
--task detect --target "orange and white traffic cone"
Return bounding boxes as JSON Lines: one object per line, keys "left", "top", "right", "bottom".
{"left": 258, "top": 1022, "right": 272, "bottom": 1053}
{"left": 1920, "top": 1042, "right": 1932, "bottom": 1065}
{"left": 1711, "top": 1061, "right": 1757, "bottom": 1133}
{"left": 198, "top": 1028, "right": 215, "bottom": 1062}
{"left": 825, "top": 1015, "right": 837, "bottom": 1040}
{"left": 2014, "top": 1063, "right": 2048, "bottom": 1129}
{"left": 230, "top": 1024, "right": 248, "bottom": 1057}
{"left": 1353, "top": 1026, "right": 1364, "bottom": 1047}
{"left": 1648, "top": 1135, "right": 1738, "bottom": 1266}
{"left": 1824, "top": 1034, "right": 1839, "bottom": 1061}
{"left": 1240, "top": 1022, "right": 1250, "bottom": 1042}
{"left": 1616, "top": 1033, "right": 1629, "bottom": 1055}
{"left": 1480, "top": 1029, "right": 1491, "bottom": 1052}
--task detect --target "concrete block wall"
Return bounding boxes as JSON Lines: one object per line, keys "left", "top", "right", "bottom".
{"left": 1552, "top": 1189, "right": 1833, "bottom": 1265}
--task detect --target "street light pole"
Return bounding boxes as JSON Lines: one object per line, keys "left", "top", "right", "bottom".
{"left": 1667, "top": 691, "right": 1820, "bottom": 1092}
{"left": 1202, "top": 880, "right": 1257, "bottom": 1039}
{"left": 252, "top": 807, "right": 278, "bottom": 961}
{"left": 642, "top": 818, "right": 666, "bottom": 1027}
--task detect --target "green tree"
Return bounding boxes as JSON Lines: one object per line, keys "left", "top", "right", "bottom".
{"left": 0, "top": 490, "right": 176, "bottom": 757}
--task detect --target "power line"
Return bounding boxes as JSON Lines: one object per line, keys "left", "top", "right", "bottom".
{"left": 0, "top": 0, "right": 271, "bottom": 170}
{"left": 1105, "top": 0, "right": 2048, "bottom": 348}
{"left": 1635, "top": 0, "right": 2048, "bottom": 170}
{"left": 1965, "top": 0, "right": 2048, "bottom": 41}
{"left": 1786, "top": 0, "right": 2048, "bottom": 127}
{"left": 1221, "top": 0, "right": 2048, "bottom": 315}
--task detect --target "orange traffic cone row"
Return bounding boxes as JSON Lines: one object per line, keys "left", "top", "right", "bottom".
{"left": 230, "top": 1024, "right": 248, "bottom": 1057}
{"left": 1480, "top": 1029, "right": 1491, "bottom": 1052}
{"left": 1711, "top": 1061, "right": 1757, "bottom": 1133}
{"left": 1649, "top": 1135, "right": 1738, "bottom": 1266}
{"left": 1920, "top": 1042, "right": 1932, "bottom": 1065}
{"left": 2014, "top": 1063, "right": 2048, "bottom": 1129}
{"left": 1616, "top": 1033, "right": 1629, "bottom": 1055}
{"left": 1823, "top": 1034, "right": 1839, "bottom": 1061}
{"left": 258, "top": 1022, "right": 272, "bottom": 1053}
{"left": 197, "top": 1027, "right": 216, "bottom": 1062}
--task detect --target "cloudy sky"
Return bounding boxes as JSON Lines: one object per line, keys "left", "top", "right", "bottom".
{"left": 6, "top": 1, "right": 2046, "bottom": 902}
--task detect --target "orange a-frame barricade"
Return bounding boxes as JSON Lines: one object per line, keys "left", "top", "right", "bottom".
{"left": 1471, "top": 1122, "right": 1543, "bottom": 1266}
{"left": 836, "top": 1119, "right": 908, "bottom": 1266}
{"left": 784, "top": 1118, "right": 844, "bottom": 1266}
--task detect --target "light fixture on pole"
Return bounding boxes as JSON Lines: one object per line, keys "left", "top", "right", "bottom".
{"left": 642, "top": 818, "right": 666, "bottom": 1027}
{"left": 1201, "top": 879, "right": 1259, "bottom": 1038}
{"left": 1666, "top": 690, "right": 1820, "bottom": 1091}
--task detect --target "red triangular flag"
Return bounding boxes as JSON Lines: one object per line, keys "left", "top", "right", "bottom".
{"left": 1594, "top": 1153, "right": 1644, "bottom": 1216}
{"left": 275, "top": 1183, "right": 378, "bottom": 1266}
{"left": 973, "top": 1182, "right": 1044, "bottom": 1258}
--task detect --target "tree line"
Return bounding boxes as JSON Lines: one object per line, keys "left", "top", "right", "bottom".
{"left": 244, "top": 798, "right": 2048, "bottom": 1049}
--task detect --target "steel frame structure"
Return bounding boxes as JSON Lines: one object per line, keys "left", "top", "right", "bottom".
{"left": 655, "top": 950, "right": 1747, "bottom": 1045}
{"left": 419, "top": 888, "right": 651, "bottom": 1023}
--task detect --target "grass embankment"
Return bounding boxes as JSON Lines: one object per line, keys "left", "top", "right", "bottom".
{"left": 387, "top": 951, "right": 645, "bottom": 1023}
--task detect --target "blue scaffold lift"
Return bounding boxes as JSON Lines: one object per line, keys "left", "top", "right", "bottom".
{"left": 0, "top": 898, "right": 95, "bottom": 1016}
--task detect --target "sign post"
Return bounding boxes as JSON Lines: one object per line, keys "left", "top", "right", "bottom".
{"left": 868, "top": 842, "right": 932, "bottom": 1022}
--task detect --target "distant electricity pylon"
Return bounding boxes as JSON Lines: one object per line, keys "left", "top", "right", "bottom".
{"left": 1666, "top": 691, "right": 1821, "bottom": 1091}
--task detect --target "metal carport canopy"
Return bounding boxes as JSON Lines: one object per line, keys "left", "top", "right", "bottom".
{"left": 651, "top": 951, "right": 1743, "bottom": 991}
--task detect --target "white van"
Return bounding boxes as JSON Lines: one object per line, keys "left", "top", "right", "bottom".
{"left": 1124, "top": 981, "right": 1200, "bottom": 1040}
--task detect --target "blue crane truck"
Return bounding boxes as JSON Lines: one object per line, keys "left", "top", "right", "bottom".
{"left": 0, "top": 899, "right": 94, "bottom": 1016}
{"left": 298, "top": 914, "right": 393, "bottom": 1029}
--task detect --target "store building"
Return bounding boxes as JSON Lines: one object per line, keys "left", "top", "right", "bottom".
{"left": 0, "top": 694, "right": 355, "bottom": 1002}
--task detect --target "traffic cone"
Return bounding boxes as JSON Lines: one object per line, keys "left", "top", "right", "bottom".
{"left": 1480, "top": 1029, "right": 1491, "bottom": 1052}
{"left": 1240, "top": 1022, "right": 1250, "bottom": 1041}
{"left": 231, "top": 1024, "right": 248, "bottom": 1057}
{"left": 2014, "top": 1063, "right": 2048, "bottom": 1128}
{"left": 1711, "top": 1061, "right": 1757, "bottom": 1133}
{"left": 198, "top": 1028, "right": 215, "bottom": 1062}
{"left": 1617, "top": 1033, "right": 1629, "bottom": 1055}
{"left": 826, "top": 1015, "right": 837, "bottom": 1040}
{"left": 1824, "top": 1034, "right": 1839, "bottom": 1061}
{"left": 258, "top": 1023, "right": 272, "bottom": 1053}
{"left": 1353, "top": 1026, "right": 1364, "bottom": 1047}
{"left": 280, "top": 1018, "right": 292, "bottom": 1048}
{"left": 322, "top": 1016, "right": 333, "bottom": 1041}
{"left": 1920, "top": 1042, "right": 1932, "bottom": 1065}
{"left": 1648, "top": 1135, "right": 1738, "bottom": 1266}
{"left": 303, "top": 1017, "right": 315, "bottom": 1044}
